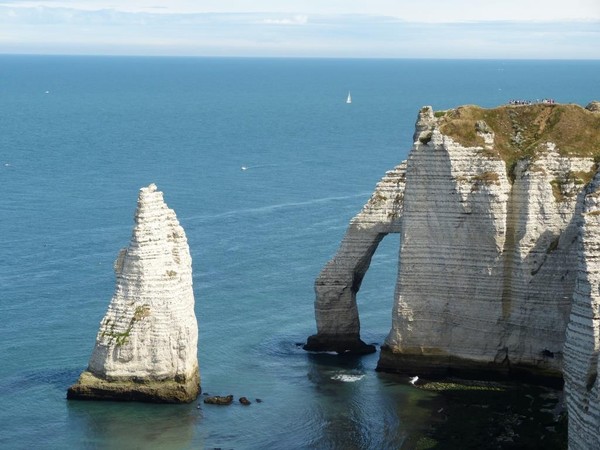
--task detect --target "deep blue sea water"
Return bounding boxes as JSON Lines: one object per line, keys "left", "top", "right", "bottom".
{"left": 1, "top": 56, "right": 598, "bottom": 449}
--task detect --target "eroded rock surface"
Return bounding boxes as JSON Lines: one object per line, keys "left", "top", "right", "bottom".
{"left": 68, "top": 184, "right": 200, "bottom": 403}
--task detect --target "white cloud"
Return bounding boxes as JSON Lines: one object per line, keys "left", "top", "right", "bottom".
{"left": 262, "top": 15, "right": 308, "bottom": 26}
{"left": 1, "top": 0, "right": 599, "bottom": 21}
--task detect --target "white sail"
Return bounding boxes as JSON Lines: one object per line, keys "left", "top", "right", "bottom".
{"left": 346, "top": 91, "right": 352, "bottom": 104}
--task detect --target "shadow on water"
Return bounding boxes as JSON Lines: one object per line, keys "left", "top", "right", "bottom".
{"left": 67, "top": 400, "right": 198, "bottom": 450}
{"left": 406, "top": 381, "right": 567, "bottom": 450}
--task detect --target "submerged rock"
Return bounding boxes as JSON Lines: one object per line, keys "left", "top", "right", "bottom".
{"left": 67, "top": 184, "right": 200, "bottom": 403}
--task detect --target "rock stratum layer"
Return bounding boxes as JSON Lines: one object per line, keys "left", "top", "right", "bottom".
{"left": 68, "top": 184, "right": 200, "bottom": 403}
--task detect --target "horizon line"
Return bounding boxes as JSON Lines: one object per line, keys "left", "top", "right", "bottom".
{"left": 1, "top": 53, "right": 599, "bottom": 61}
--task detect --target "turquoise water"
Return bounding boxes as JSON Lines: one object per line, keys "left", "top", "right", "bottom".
{"left": 1, "top": 56, "right": 598, "bottom": 449}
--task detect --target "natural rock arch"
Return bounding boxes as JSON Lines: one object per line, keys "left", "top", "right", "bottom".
{"left": 304, "top": 163, "right": 406, "bottom": 353}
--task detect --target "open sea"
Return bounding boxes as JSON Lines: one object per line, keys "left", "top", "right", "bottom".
{"left": 1, "top": 56, "right": 598, "bottom": 449}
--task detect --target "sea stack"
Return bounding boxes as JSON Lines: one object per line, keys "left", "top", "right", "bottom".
{"left": 68, "top": 184, "right": 200, "bottom": 403}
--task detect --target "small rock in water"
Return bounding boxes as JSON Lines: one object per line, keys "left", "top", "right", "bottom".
{"left": 204, "top": 395, "right": 234, "bottom": 405}
{"left": 239, "top": 397, "right": 251, "bottom": 405}
{"left": 255, "top": 398, "right": 263, "bottom": 403}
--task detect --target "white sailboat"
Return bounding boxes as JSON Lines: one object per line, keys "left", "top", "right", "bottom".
{"left": 346, "top": 91, "right": 352, "bottom": 104}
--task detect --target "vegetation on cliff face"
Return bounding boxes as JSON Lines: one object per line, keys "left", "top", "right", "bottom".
{"left": 437, "top": 104, "right": 600, "bottom": 180}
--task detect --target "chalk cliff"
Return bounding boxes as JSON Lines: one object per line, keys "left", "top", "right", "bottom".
{"left": 379, "top": 105, "right": 596, "bottom": 381}
{"left": 68, "top": 184, "right": 200, "bottom": 403}
{"left": 564, "top": 172, "right": 600, "bottom": 449}
{"left": 308, "top": 103, "right": 600, "bottom": 384}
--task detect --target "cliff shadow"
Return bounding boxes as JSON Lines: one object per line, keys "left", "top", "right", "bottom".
{"left": 500, "top": 169, "right": 588, "bottom": 379}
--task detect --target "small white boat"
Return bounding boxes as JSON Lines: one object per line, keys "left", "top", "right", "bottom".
{"left": 346, "top": 91, "right": 352, "bottom": 104}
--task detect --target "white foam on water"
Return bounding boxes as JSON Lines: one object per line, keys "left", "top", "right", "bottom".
{"left": 331, "top": 373, "right": 365, "bottom": 382}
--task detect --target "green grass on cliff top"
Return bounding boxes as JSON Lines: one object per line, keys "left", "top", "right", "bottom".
{"left": 437, "top": 103, "right": 600, "bottom": 166}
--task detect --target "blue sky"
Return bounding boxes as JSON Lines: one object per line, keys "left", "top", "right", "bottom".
{"left": 0, "top": 0, "right": 599, "bottom": 58}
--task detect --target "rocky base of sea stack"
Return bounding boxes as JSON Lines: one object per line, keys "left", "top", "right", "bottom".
{"left": 377, "top": 347, "right": 563, "bottom": 388}
{"left": 303, "top": 334, "right": 376, "bottom": 354}
{"left": 67, "top": 368, "right": 200, "bottom": 403}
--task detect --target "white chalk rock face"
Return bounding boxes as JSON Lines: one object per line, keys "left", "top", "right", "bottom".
{"left": 380, "top": 107, "right": 513, "bottom": 374}
{"left": 68, "top": 184, "right": 200, "bottom": 403}
{"left": 499, "top": 145, "right": 591, "bottom": 374}
{"left": 564, "top": 173, "right": 600, "bottom": 450}
{"left": 378, "top": 107, "right": 594, "bottom": 378}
